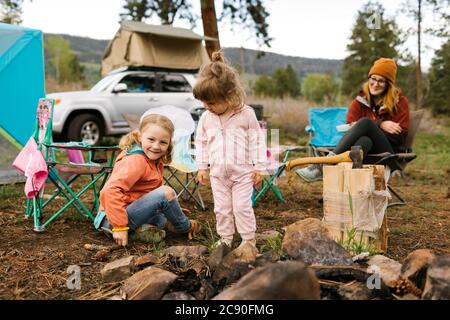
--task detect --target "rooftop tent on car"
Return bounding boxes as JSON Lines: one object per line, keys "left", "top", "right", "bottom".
{"left": 101, "top": 21, "right": 214, "bottom": 77}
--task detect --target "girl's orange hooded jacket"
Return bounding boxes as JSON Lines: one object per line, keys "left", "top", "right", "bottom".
{"left": 99, "top": 149, "right": 164, "bottom": 229}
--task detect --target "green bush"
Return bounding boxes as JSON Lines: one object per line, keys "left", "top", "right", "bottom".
{"left": 253, "top": 65, "right": 301, "bottom": 98}
{"left": 302, "top": 73, "right": 339, "bottom": 104}
{"left": 253, "top": 74, "right": 275, "bottom": 97}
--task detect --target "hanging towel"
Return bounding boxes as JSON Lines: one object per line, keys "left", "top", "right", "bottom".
{"left": 12, "top": 137, "right": 49, "bottom": 198}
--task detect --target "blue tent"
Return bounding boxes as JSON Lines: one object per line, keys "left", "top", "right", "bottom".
{"left": 0, "top": 22, "right": 45, "bottom": 148}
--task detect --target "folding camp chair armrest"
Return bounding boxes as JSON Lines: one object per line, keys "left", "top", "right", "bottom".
{"left": 373, "top": 154, "right": 398, "bottom": 165}
{"left": 84, "top": 145, "right": 121, "bottom": 152}
{"left": 43, "top": 142, "right": 90, "bottom": 150}
{"left": 370, "top": 152, "right": 416, "bottom": 165}
{"left": 43, "top": 142, "right": 121, "bottom": 152}
{"left": 394, "top": 153, "right": 417, "bottom": 161}
{"left": 46, "top": 160, "right": 103, "bottom": 167}
{"left": 367, "top": 152, "right": 391, "bottom": 157}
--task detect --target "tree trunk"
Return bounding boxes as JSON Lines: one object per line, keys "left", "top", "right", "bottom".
{"left": 200, "top": 0, "right": 221, "bottom": 58}
{"left": 415, "top": 0, "right": 422, "bottom": 109}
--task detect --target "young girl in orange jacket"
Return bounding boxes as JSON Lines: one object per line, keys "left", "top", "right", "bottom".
{"left": 95, "top": 114, "right": 200, "bottom": 246}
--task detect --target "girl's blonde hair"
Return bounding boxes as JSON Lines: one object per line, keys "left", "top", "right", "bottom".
{"left": 362, "top": 79, "right": 401, "bottom": 115}
{"left": 119, "top": 114, "right": 174, "bottom": 164}
{"left": 193, "top": 50, "right": 246, "bottom": 111}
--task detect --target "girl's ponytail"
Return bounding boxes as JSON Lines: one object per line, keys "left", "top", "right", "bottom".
{"left": 119, "top": 130, "right": 140, "bottom": 151}
{"left": 193, "top": 50, "right": 245, "bottom": 111}
{"left": 211, "top": 50, "right": 225, "bottom": 63}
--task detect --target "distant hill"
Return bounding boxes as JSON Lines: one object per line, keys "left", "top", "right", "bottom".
{"left": 223, "top": 48, "right": 342, "bottom": 79}
{"left": 44, "top": 33, "right": 343, "bottom": 79}
{"left": 44, "top": 33, "right": 110, "bottom": 63}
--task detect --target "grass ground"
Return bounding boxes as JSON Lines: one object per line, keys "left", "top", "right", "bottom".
{"left": 0, "top": 108, "right": 448, "bottom": 299}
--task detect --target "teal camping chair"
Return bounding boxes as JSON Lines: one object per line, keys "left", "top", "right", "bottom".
{"left": 306, "top": 107, "right": 348, "bottom": 156}
{"left": 252, "top": 146, "right": 301, "bottom": 206}
{"left": 251, "top": 118, "right": 303, "bottom": 206}
{"left": 15, "top": 98, "right": 120, "bottom": 232}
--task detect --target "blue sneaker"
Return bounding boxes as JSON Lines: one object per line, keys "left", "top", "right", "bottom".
{"left": 295, "top": 164, "right": 323, "bottom": 182}
{"left": 94, "top": 211, "right": 106, "bottom": 230}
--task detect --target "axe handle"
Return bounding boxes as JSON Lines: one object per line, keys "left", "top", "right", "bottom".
{"left": 286, "top": 151, "right": 352, "bottom": 171}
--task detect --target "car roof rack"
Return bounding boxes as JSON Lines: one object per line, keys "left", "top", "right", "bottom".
{"left": 109, "top": 66, "right": 199, "bottom": 75}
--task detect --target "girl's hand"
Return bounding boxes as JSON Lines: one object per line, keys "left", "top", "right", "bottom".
{"left": 380, "top": 121, "right": 402, "bottom": 135}
{"left": 197, "top": 169, "right": 209, "bottom": 185}
{"left": 252, "top": 171, "right": 266, "bottom": 186}
{"left": 113, "top": 230, "right": 128, "bottom": 246}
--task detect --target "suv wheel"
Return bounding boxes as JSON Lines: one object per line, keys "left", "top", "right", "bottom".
{"left": 67, "top": 113, "right": 104, "bottom": 146}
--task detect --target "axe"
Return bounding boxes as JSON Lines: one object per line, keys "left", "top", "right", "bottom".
{"left": 285, "top": 146, "right": 363, "bottom": 171}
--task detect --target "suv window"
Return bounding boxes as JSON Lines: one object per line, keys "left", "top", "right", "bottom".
{"left": 91, "top": 74, "right": 116, "bottom": 92}
{"left": 160, "top": 74, "right": 191, "bottom": 93}
{"left": 119, "top": 74, "right": 156, "bottom": 93}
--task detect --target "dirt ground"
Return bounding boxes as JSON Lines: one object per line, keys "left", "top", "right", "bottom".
{"left": 0, "top": 147, "right": 449, "bottom": 300}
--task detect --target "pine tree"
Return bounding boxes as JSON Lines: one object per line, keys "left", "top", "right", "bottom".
{"left": 341, "top": 2, "right": 403, "bottom": 97}
{"left": 424, "top": 40, "right": 450, "bottom": 115}
{"left": 401, "top": 0, "right": 450, "bottom": 108}
{"left": 284, "top": 64, "right": 301, "bottom": 97}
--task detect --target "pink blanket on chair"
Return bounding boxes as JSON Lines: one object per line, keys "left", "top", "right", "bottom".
{"left": 12, "top": 137, "right": 49, "bottom": 198}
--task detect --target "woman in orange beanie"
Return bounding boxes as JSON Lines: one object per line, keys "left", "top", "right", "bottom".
{"left": 297, "top": 57, "right": 410, "bottom": 182}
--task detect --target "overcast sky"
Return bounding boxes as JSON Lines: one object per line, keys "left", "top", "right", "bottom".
{"left": 22, "top": 0, "right": 447, "bottom": 70}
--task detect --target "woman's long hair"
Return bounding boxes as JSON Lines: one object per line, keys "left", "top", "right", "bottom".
{"left": 119, "top": 114, "right": 174, "bottom": 164}
{"left": 362, "top": 80, "right": 401, "bottom": 115}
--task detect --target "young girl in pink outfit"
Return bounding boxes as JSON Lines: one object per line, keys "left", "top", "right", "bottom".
{"left": 194, "top": 51, "right": 267, "bottom": 250}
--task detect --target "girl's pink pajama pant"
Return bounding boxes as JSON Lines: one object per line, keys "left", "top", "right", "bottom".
{"left": 209, "top": 173, "right": 256, "bottom": 241}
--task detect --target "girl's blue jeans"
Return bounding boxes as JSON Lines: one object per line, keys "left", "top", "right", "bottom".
{"left": 100, "top": 186, "right": 191, "bottom": 233}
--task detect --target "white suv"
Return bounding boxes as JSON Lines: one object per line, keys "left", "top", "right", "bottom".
{"left": 47, "top": 68, "right": 204, "bottom": 145}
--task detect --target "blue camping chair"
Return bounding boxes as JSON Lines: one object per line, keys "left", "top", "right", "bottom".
{"left": 306, "top": 107, "right": 348, "bottom": 156}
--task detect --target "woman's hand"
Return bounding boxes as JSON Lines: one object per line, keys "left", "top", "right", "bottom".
{"left": 197, "top": 169, "right": 209, "bottom": 185}
{"left": 380, "top": 121, "right": 402, "bottom": 135}
{"left": 252, "top": 171, "right": 266, "bottom": 186}
{"left": 113, "top": 230, "right": 128, "bottom": 246}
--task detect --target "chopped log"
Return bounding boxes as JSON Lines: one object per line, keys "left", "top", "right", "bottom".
{"left": 323, "top": 164, "right": 388, "bottom": 253}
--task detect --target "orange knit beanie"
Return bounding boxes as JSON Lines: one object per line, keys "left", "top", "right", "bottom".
{"left": 368, "top": 58, "right": 397, "bottom": 84}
